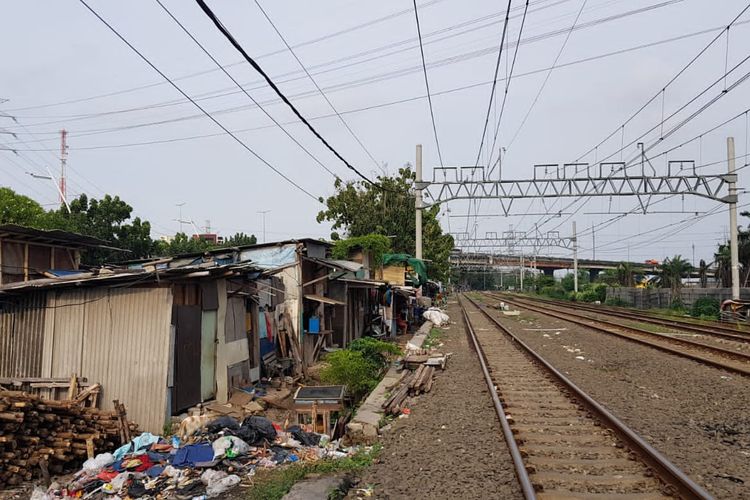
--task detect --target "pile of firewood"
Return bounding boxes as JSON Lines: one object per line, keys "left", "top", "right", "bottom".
{"left": 0, "top": 391, "right": 134, "bottom": 487}
{"left": 382, "top": 365, "right": 436, "bottom": 416}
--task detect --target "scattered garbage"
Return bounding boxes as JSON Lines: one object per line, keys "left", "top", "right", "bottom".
{"left": 34, "top": 413, "right": 364, "bottom": 499}
{"left": 423, "top": 307, "right": 450, "bottom": 326}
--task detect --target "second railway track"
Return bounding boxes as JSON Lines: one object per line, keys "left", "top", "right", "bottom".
{"left": 486, "top": 293, "right": 750, "bottom": 377}
{"left": 458, "top": 294, "right": 711, "bottom": 499}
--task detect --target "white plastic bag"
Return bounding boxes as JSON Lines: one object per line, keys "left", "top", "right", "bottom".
{"left": 212, "top": 436, "right": 250, "bottom": 459}
{"left": 423, "top": 307, "right": 449, "bottom": 326}
{"left": 201, "top": 469, "right": 227, "bottom": 485}
{"left": 206, "top": 474, "right": 241, "bottom": 497}
{"left": 82, "top": 452, "right": 115, "bottom": 471}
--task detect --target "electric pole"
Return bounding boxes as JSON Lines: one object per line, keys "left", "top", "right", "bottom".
{"left": 415, "top": 144, "right": 423, "bottom": 260}
{"left": 573, "top": 221, "right": 578, "bottom": 293}
{"left": 59, "top": 129, "right": 68, "bottom": 206}
{"left": 258, "top": 210, "right": 271, "bottom": 243}
{"left": 728, "top": 137, "right": 740, "bottom": 300}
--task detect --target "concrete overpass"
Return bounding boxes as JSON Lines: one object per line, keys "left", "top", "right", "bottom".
{"left": 450, "top": 252, "right": 657, "bottom": 280}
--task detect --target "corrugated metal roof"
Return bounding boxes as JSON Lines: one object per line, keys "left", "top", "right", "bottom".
{"left": 41, "top": 287, "right": 173, "bottom": 433}
{"left": 0, "top": 224, "right": 121, "bottom": 249}
{"left": 0, "top": 292, "right": 46, "bottom": 378}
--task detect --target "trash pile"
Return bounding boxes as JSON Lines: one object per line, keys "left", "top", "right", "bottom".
{"left": 32, "top": 414, "right": 354, "bottom": 499}
{"left": 422, "top": 307, "right": 450, "bottom": 326}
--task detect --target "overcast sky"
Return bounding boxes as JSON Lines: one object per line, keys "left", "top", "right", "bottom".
{"left": 2, "top": 0, "right": 749, "bottom": 264}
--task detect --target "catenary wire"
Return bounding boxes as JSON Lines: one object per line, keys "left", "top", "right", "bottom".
{"left": 77, "top": 0, "right": 319, "bottom": 202}
{"left": 10, "top": 23, "right": 734, "bottom": 154}
{"left": 193, "top": 0, "right": 380, "bottom": 188}
{"left": 154, "top": 0, "right": 340, "bottom": 180}
{"left": 412, "top": 0, "right": 446, "bottom": 167}
{"left": 253, "top": 0, "right": 381, "bottom": 170}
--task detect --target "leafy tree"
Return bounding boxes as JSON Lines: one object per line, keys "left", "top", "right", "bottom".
{"left": 222, "top": 232, "right": 257, "bottom": 247}
{"left": 317, "top": 166, "right": 454, "bottom": 281}
{"left": 561, "top": 269, "right": 590, "bottom": 292}
{"left": 616, "top": 262, "right": 635, "bottom": 287}
{"left": 714, "top": 211, "right": 750, "bottom": 287}
{"left": 44, "top": 194, "right": 155, "bottom": 264}
{"left": 658, "top": 255, "right": 693, "bottom": 294}
{"left": 0, "top": 188, "right": 47, "bottom": 226}
{"left": 698, "top": 259, "right": 709, "bottom": 288}
{"left": 331, "top": 234, "right": 392, "bottom": 268}
{"left": 154, "top": 232, "right": 213, "bottom": 256}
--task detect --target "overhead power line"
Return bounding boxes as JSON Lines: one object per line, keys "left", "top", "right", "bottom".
{"left": 412, "top": 0, "right": 445, "bottom": 167}
{"left": 526, "top": 1, "right": 750, "bottom": 236}
{"left": 473, "top": 0, "right": 514, "bottom": 168}
{"left": 154, "top": 0, "right": 340, "bottom": 180}
{"left": 253, "top": 0, "right": 381, "bottom": 170}
{"left": 193, "top": 0, "right": 380, "bottom": 187}
{"left": 77, "top": 0, "right": 319, "bottom": 201}
{"left": 11, "top": 23, "right": 733, "bottom": 153}
{"left": 8, "top": 1, "right": 694, "bottom": 135}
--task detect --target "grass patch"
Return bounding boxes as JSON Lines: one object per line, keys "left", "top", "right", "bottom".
{"left": 246, "top": 445, "right": 382, "bottom": 500}
{"left": 423, "top": 327, "right": 443, "bottom": 349}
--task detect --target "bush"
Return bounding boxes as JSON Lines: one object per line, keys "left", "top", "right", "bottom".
{"left": 691, "top": 297, "right": 720, "bottom": 319}
{"left": 605, "top": 297, "right": 629, "bottom": 307}
{"left": 320, "top": 350, "right": 380, "bottom": 401}
{"left": 670, "top": 297, "right": 686, "bottom": 312}
{"left": 540, "top": 286, "right": 566, "bottom": 300}
{"left": 348, "top": 337, "right": 401, "bottom": 371}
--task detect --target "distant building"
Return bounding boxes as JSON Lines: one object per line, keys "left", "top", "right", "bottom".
{"left": 193, "top": 233, "right": 224, "bottom": 245}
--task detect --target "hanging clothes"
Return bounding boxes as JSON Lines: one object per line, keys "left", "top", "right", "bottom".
{"left": 258, "top": 308, "right": 268, "bottom": 339}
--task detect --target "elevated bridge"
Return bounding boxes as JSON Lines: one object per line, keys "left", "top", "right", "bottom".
{"left": 450, "top": 252, "right": 657, "bottom": 279}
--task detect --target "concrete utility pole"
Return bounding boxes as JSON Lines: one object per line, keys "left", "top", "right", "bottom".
{"left": 520, "top": 253, "right": 524, "bottom": 291}
{"left": 258, "top": 210, "right": 271, "bottom": 243}
{"left": 572, "top": 221, "right": 579, "bottom": 293}
{"left": 728, "top": 137, "right": 740, "bottom": 300}
{"left": 415, "top": 144, "right": 423, "bottom": 260}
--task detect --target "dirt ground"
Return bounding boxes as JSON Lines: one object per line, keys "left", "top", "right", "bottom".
{"left": 358, "top": 300, "right": 522, "bottom": 499}
{"left": 481, "top": 294, "right": 750, "bottom": 499}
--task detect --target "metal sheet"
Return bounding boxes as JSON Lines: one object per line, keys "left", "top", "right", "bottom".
{"left": 200, "top": 311, "right": 217, "bottom": 401}
{"left": 0, "top": 292, "right": 46, "bottom": 378}
{"left": 41, "top": 287, "right": 173, "bottom": 433}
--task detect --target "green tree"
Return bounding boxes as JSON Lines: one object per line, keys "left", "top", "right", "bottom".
{"left": 616, "top": 262, "right": 635, "bottom": 287}
{"left": 714, "top": 211, "right": 750, "bottom": 287}
{"left": 0, "top": 187, "right": 47, "bottom": 226}
{"left": 44, "top": 194, "right": 155, "bottom": 264}
{"left": 317, "top": 167, "right": 454, "bottom": 281}
{"left": 154, "top": 232, "right": 214, "bottom": 256}
{"left": 658, "top": 255, "right": 693, "bottom": 294}
{"left": 222, "top": 232, "right": 257, "bottom": 247}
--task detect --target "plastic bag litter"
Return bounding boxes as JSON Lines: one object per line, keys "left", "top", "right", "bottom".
{"left": 201, "top": 469, "right": 227, "bottom": 485}
{"left": 205, "top": 415, "right": 239, "bottom": 434}
{"left": 206, "top": 474, "right": 241, "bottom": 497}
{"left": 234, "top": 416, "right": 277, "bottom": 445}
{"left": 287, "top": 425, "right": 321, "bottom": 446}
{"left": 30, "top": 487, "right": 49, "bottom": 500}
{"left": 212, "top": 435, "right": 250, "bottom": 459}
{"left": 82, "top": 452, "right": 115, "bottom": 471}
{"left": 110, "top": 472, "right": 133, "bottom": 491}
{"left": 423, "top": 307, "right": 449, "bottom": 326}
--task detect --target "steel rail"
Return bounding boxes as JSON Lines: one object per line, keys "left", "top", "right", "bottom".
{"left": 457, "top": 295, "right": 536, "bottom": 499}
{"left": 516, "top": 295, "right": 750, "bottom": 342}
{"left": 491, "top": 294, "right": 750, "bottom": 376}
{"left": 461, "top": 294, "right": 713, "bottom": 500}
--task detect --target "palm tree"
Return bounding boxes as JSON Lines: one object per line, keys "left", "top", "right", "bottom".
{"left": 658, "top": 255, "right": 693, "bottom": 294}
{"left": 698, "top": 259, "right": 708, "bottom": 288}
{"left": 616, "top": 262, "right": 634, "bottom": 287}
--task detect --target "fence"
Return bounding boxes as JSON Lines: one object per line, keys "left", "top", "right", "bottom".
{"left": 606, "top": 287, "right": 750, "bottom": 309}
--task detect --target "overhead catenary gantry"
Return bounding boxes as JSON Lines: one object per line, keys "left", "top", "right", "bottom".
{"left": 413, "top": 143, "right": 741, "bottom": 297}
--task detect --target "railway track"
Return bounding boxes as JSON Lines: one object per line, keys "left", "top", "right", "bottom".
{"left": 458, "top": 294, "right": 712, "bottom": 500}
{"left": 486, "top": 293, "right": 750, "bottom": 377}
{"left": 512, "top": 295, "right": 750, "bottom": 344}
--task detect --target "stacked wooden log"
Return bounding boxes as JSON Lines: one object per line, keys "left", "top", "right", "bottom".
{"left": 0, "top": 391, "right": 134, "bottom": 487}
{"left": 382, "top": 365, "right": 437, "bottom": 416}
